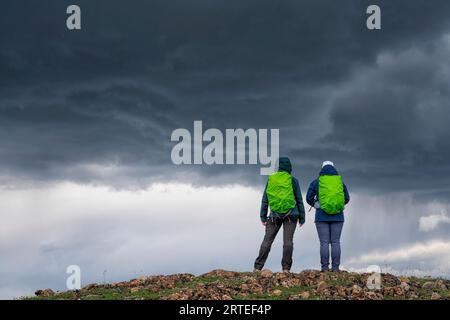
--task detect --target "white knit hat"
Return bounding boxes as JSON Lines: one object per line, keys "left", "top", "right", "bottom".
{"left": 322, "top": 160, "right": 334, "bottom": 168}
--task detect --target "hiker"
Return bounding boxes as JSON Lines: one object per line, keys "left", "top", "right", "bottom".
{"left": 254, "top": 157, "right": 305, "bottom": 273}
{"left": 306, "top": 161, "right": 350, "bottom": 272}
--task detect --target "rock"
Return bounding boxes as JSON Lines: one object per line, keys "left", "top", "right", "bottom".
{"left": 422, "top": 281, "right": 434, "bottom": 289}
{"left": 280, "top": 280, "right": 295, "bottom": 288}
{"left": 317, "top": 281, "right": 328, "bottom": 292}
{"left": 304, "top": 279, "right": 314, "bottom": 286}
{"left": 431, "top": 292, "right": 441, "bottom": 300}
{"left": 289, "top": 291, "right": 310, "bottom": 300}
{"left": 299, "top": 291, "right": 310, "bottom": 299}
{"left": 260, "top": 269, "right": 273, "bottom": 278}
{"left": 202, "top": 269, "right": 239, "bottom": 278}
{"left": 400, "top": 282, "right": 410, "bottom": 292}
{"left": 248, "top": 283, "right": 264, "bottom": 294}
{"left": 83, "top": 283, "right": 98, "bottom": 290}
{"left": 351, "top": 285, "right": 363, "bottom": 298}
{"left": 435, "top": 280, "right": 447, "bottom": 290}
{"left": 130, "top": 287, "right": 140, "bottom": 293}
{"left": 408, "top": 292, "right": 418, "bottom": 299}
{"left": 323, "top": 289, "right": 332, "bottom": 297}
{"left": 290, "top": 278, "right": 301, "bottom": 286}
{"left": 195, "top": 284, "right": 208, "bottom": 297}
{"left": 399, "top": 276, "right": 410, "bottom": 283}
{"left": 35, "top": 289, "right": 55, "bottom": 297}
{"left": 394, "top": 286, "right": 405, "bottom": 296}
{"left": 137, "top": 275, "right": 152, "bottom": 283}
{"left": 275, "top": 272, "right": 288, "bottom": 280}
{"left": 336, "top": 286, "right": 347, "bottom": 297}
{"left": 383, "top": 287, "right": 394, "bottom": 296}
{"left": 272, "top": 289, "right": 283, "bottom": 296}
{"left": 129, "top": 279, "right": 141, "bottom": 287}
{"left": 271, "top": 289, "right": 283, "bottom": 297}
{"left": 365, "top": 291, "right": 383, "bottom": 300}
{"left": 163, "top": 290, "right": 193, "bottom": 300}
{"left": 240, "top": 284, "right": 249, "bottom": 291}
{"left": 114, "top": 281, "right": 129, "bottom": 288}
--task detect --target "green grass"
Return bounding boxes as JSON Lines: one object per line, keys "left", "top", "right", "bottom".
{"left": 183, "top": 275, "right": 245, "bottom": 287}
{"left": 321, "top": 272, "right": 358, "bottom": 287}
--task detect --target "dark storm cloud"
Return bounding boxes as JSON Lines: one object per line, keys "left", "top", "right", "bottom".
{"left": 1, "top": 0, "right": 450, "bottom": 196}
{"left": 291, "top": 41, "right": 450, "bottom": 195}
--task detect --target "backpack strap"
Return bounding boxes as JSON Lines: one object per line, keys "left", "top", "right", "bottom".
{"left": 270, "top": 209, "right": 293, "bottom": 222}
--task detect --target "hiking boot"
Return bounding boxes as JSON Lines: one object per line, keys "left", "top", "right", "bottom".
{"left": 253, "top": 268, "right": 261, "bottom": 273}
{"left": 282, "top": 269, "right": 290, "bottom": 274}
{"left": 321, "top": 268, "right": 331, "bottom": 272}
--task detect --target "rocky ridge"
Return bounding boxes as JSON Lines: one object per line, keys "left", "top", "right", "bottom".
{"left": 30, "top": 269, "right": 449, "bottom": 300}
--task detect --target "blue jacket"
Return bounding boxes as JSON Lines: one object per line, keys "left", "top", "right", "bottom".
{"left": 306, "top": 165, "right": 350, "bottom": 223}
{"left": 260, "top": 157, "right": 306, "bottom": 225}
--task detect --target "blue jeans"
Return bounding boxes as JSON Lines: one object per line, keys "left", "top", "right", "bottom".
{"left": 315, "top": 222, "right": 344, "bottom": 271}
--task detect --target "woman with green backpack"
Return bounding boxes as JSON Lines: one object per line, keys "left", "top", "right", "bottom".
{"left": 254, "top": 157, "right": 306, "bottom": 273}
{"left": 306, "top": 161, "right": 350, "bottom": 272}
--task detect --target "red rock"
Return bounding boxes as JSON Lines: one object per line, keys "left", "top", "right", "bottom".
{"left": 35, "top": 289, "right": 55, "bottom": 297}
{"left": 271, "top": 289, "right": 282, "bottom": 296}
{"left": 299, "top": 291, "right": 310, "bottom": 299}
{"left": 317, "top": 281, "right": 328, "bottom": 292}
{"left": 260, "top": 269, "right": 273, "bottom": 278}
{"left": 431, "top": 292, "right": 441, "bottom": 300}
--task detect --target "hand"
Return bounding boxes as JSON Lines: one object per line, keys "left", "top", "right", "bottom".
{"left": 298, "top": 223, "right": 303, "bottom": 228}
{"left": 262, "top": 221, "right": 268, "bottom": 226}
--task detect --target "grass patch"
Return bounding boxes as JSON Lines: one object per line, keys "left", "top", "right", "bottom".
{"left": 233, "top": 285, "right": 318, "bottom": 300}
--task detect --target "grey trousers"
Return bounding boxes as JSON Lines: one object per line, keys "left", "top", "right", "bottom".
{"left": 254, "top": 217, "right": 298, "bottom": 271}
{"left": 315, "top": 221, "right": 344, "bottom": 271}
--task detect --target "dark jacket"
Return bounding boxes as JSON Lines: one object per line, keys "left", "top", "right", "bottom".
{"left": 306, "top": 165, "right": 350, "bottom": 222}
{"left": 260, "top": 157, "right": 306, "bottom": 225}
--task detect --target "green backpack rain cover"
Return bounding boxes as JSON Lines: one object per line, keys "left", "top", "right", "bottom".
{"left": 266, "top": 171, "right": 296, "bottom": 214}
{"left": 318, "top": 175, "right": 345, "bottom": 215}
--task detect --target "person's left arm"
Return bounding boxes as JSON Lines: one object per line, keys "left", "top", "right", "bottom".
{"left": 293, "top": 178, "right": 305, "bottom": 225}
{"left": 343, "top": 183, "right": 350, "bottom": 204}
{"left": 306, "top": 179, "right": 317, "bottom": 207}
{"left": 260, "top": 183, "right": 269, "bottom": 223}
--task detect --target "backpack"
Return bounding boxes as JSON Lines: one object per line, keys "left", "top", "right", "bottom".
{"left": 266, "top": 171, "right": 296, "bottom": 214}
{"left": 318, "top": 175, "right": 345, "bottom": 214}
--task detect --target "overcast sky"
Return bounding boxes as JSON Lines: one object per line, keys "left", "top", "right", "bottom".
{"left": 1, "top": 0, "right": 450, "bottom": 298}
